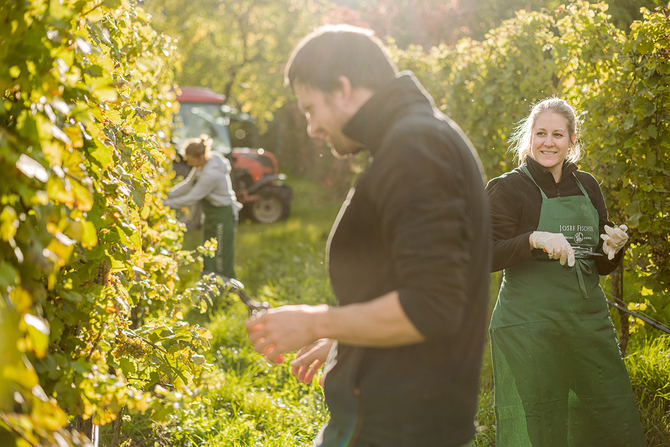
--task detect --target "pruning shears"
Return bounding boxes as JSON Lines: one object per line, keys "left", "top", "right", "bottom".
{"left": 228, "top": 278, "right": 270, "bottom": 315}
{"left": 574, "top": 248, "right": 605, "bottom": 258}
{"left": 227, "top": 279, "right": 284, "bottom": 362}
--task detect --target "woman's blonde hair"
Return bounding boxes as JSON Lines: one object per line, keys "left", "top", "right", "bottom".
{"left": 510, "top": 97, "right": 582, "bottom": 166}
{"left": 183, "top": 134, "right": 213, "bottom": 158}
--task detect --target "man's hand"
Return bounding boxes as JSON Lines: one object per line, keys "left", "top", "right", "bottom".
{"left": 291, "top": 339, "right": 334, "bottom": 384}
{"left": 246, "top": 291, "right": 423, "bottom": 366}
{"left": 245, "top": 304, "right": 328, "bottom": 364}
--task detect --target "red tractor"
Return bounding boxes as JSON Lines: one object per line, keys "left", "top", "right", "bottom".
{"left": 172, "top": 86, "right": 292, "bottom": 224}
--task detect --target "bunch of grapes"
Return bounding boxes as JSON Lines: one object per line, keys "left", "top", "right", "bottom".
{"left": 650, "top": 244, "right": 668, "bottom": 268}
{"left": 95, "top": 261, "right": 111, "bottom": 286}
{"left": 112, "top": 332, "right": 147, "bottom": 360}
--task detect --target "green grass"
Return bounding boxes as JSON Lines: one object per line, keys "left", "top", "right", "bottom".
{"left": 626, "top": 335, "right": 670, "bottom": 447}
{"left": 115, "top": 177, "right": 669, "bottom": 446}
{"left": 173, "top": 176, "right": 504, "bottom": 446}
{"left": 157, "top": 178, "right": 341, "bottom": 446}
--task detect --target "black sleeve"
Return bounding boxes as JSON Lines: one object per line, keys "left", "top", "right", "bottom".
{"left": 486, "top": 176, "right": 535, "bottom": 272}
{"left": 367, "top": 127, "right": 477, "bottom": 339}
{"left": 579, "top": 172, "right": 624, "bottom": 275}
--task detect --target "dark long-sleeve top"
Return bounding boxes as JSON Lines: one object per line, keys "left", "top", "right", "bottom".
{"left": 486, "top": 155, "right": 623, "bottom": 274}
{"left": 324, "top": 72, "right": 491, "bottom": 446}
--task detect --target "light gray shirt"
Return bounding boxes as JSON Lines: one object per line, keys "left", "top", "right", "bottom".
{"left": 164, "top": 152, "right": 242, "bottom": 214}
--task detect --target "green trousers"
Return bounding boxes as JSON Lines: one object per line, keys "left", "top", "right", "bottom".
{"left": 201, "top": 201, "right": 235, "bottom": 279}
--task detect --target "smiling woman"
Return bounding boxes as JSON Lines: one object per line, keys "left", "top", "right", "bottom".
{"left": 485, "top": 97, "right": 645, "bottom": 447}
{"left": 529, "top": 111, "right": 573, "bottom": 182}
{"left": 511, "top": 97, "right": 583, "bottom": 177}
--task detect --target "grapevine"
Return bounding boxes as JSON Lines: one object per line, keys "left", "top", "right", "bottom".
{"left": 0, "top": 0, "right": 216, "bottom": 444}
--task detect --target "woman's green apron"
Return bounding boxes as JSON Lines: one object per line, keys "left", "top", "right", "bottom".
{"left": 489, "top": 165, "right": 646, "bottom": 447}
{"left": 201, "top": 199, "right": 235, "bottom": 279}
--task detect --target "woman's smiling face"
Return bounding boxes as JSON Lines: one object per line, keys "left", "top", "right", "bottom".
{"left": 530, "top": 111, "right": 573, "bottom": 182}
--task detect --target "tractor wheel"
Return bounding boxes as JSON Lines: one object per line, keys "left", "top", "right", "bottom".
{"left": 249, "top": 185, "right": 291, "bottom": 224}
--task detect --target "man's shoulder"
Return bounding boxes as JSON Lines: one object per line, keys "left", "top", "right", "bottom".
{"left": 486, "top": 168, "right": 525, "bottom": 190}
{"left": 378, "top": 110, "right": 485, "bottom": 181}
{"left": 491, "top": 167, "right": 524, "bottom": 182}
{"left": 387, "top": 109, "right": 447, "bottom": 135}
{"left": 378, "top": 110, "right": 469, "bottom": 157}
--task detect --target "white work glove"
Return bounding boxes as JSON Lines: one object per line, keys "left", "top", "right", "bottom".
{"left": 601, "top": 224, "right": 628, "bottom": 260}
{"left": 529, "top": 231, "right": 575, "bottom": 267}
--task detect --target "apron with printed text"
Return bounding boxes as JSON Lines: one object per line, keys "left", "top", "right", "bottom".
{"left": 489, "top": 165, "right": 646, "bottom": 447}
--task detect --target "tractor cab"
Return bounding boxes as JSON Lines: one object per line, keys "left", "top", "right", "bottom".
{"left": 172, "top": 87, "right": 292, "bottom": 223}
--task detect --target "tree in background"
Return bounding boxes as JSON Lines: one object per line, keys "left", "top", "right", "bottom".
{"left": 330, "top": 0, "right": 663, "bottom": 48}
{"left": 605, "top": 0, "right": 666, "bottom": 30}
{"left": 147, "top": 0, "right": 331, "bottom": 129}
{"left": 144, "top": 0, "right": 664, "bottom": 184}
{"left": 419, "top": 1, "right": 670, "bottom": 346}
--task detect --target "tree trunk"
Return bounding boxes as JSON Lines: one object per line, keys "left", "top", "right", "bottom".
{"left": 611, "top": 264, "right": 629, "bottom": 355}
{"left": 111, "top": 408, "right": 124, "bottom": 447}
{"left": 73, "top": 416, "right": 98, "bottom": 447}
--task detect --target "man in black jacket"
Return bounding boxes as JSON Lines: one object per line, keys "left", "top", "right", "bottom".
{"left": 246, "top": 25, "right": 491, "bottom": 447}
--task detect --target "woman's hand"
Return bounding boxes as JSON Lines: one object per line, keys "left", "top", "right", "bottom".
{"left": 529, "top": 231, "right": 575, "bottom": 267}
{"left": 601, "top": 224, "right": 628, "bottom": 260}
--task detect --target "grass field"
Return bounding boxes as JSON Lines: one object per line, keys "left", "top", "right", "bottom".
{"left": 159, "top": 177, "right": 501, "bottom": 447}
{"left": 160, "top": 178, "right": 343, "bottom": 446}
{"left": 116, "top": 177, "right": 668, "bottom": 446}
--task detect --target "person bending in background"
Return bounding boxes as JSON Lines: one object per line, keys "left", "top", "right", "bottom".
{"left": 164, "top": 135, "right": 241, "bottom": 279}
{"left": 245, "top": 25, "right": 491, "bottom": 447}
{"left": 486, "top": 97, "right": 646, "bottom": 447}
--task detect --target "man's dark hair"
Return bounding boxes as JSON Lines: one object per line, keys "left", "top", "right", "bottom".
{"left": 285, "top": 25, "right": 398, "bottom": 92}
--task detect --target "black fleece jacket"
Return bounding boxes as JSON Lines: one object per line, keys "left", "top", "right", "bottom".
{"left": 323, "top": 72, "right": 491, "bottom": 447}
{"left": 486, "top": 155, "right": 623, "bottom": 273}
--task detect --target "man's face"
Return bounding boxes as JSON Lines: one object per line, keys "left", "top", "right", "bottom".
{"left": 294, "top": 83, "right": 363, "bottom": 158}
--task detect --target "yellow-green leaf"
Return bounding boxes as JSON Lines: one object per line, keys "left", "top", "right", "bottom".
{"left": 32, "top": 398, "right": 68, "bottom": 430}
{"left": 93, "top": 88, "right": 118, "bottom": 102}
{"left": 46, "top": 177, "right": 75, "bottom": 207}
{"left": 45, "top": 238, "right": 75, "bottom": 267}
{"left": 3, "top": 362, "right": 38, "bottom": 389}
{"left": 71, "top": 179, "right": 93, "bottom": 211}
{"left": 1, "top": 206, "right": 18, "bottom": 242}
{"left": 90, "top": 140, "right": 114, "bottom": 166}
{"left": 81, "top": 220, "right": 98, "bottom": 248}
{"left": 23, "top": 314, "right": 49, "bottom": 358}
{"left": 105, "top": 109, "right": 122, "bottom": 125}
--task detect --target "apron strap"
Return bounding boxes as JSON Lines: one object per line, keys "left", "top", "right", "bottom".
{"left": 520, "top": 165, "right": 548, "bottom": 200}
{"left": 572, "top": 171, "right": 595, "bottom": 299}
{"left": 575, "top": 258, "right": 593, "bottom": 299}
{"left": 520, "top": 165, "right": 590, "bottom": 200}
{"left": 572, "top": 171, "right": 590, "bottom": 197}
